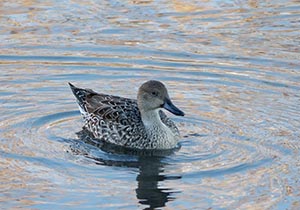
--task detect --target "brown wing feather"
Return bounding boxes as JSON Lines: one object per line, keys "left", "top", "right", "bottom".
{"left": 85, "top": 93, "right": 141, "bottom": 125}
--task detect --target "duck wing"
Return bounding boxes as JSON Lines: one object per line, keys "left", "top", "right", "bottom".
{"left": 69, "top": 82, "right": 141, "bottom": 125}
{"left": 87, "top": 94, "right": 141, "bottom": 125}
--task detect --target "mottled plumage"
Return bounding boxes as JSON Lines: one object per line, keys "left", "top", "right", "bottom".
{"left": 69, "top": 80, "right": 184, "bottom": 149}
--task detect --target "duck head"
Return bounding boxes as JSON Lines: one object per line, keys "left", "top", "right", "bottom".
{"left": 137, "top": 80, "right": 184, "bottom": 116}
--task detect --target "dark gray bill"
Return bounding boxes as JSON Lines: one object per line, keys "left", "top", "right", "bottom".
{"left": 163, "top": 98, "right": 185, "bottom": 116}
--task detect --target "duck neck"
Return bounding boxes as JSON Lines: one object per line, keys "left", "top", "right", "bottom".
{"left": 140, "top": 109, "right": 163, "bottom": 129}
{"left": 140, "top": 108, "right": 177, "bottom": 149}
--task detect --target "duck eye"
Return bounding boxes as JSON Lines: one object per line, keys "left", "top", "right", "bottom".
{"left": 151, "top": 91, "right": 157, "bottom": 96}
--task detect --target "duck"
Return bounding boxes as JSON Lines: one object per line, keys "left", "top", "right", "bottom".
{"left": 69, "top": 80, "right": 184, "bottom": 150}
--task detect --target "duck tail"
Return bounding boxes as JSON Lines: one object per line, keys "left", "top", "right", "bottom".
{"left": 68, "top": 82, "right": 89, "bottom": 114}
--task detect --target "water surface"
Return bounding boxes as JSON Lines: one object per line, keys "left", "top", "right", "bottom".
{"left": 1, "top": 0, "right": 300, "bottom": 209}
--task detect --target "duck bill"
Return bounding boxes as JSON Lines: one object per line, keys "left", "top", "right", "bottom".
{"left": 163, "top": 98, "right": 185, "bottom": 116}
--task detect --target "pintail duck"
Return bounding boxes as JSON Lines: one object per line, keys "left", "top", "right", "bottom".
{"left": 69, "top": 80, "right": 184, "bottom": 150}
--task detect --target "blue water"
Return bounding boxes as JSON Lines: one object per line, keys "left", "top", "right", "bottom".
{"left": 1, "top": 1, "right": 300, "bottom": 209}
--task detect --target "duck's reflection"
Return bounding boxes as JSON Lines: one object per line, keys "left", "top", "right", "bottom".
{"left": 136, "top": 156, "right": 181, "bottom": 209}
{"left": 74, "top": 129, "right": 181, "bottom": 209}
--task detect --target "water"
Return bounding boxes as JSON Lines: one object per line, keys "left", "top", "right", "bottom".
{"left": 1, "top": 0, "right": 299, "bottom": 209}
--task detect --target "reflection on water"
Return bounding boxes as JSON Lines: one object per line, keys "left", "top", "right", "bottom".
{"left": 136, "top": 157, "right": 180, "bottom": 209}
{"left": 71, "top": 130, "right": 181, "bottom": 209}
{"left": 1, "top": 0, "right": 300, "bottom": 209}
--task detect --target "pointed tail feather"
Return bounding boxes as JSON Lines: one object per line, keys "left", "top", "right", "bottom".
{"left": 68, "top": 82, "right": 89, "bottom": 114}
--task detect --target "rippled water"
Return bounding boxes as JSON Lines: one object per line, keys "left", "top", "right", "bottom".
{"left": 1, "top": 0, "right": 300, "bottom": 209}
